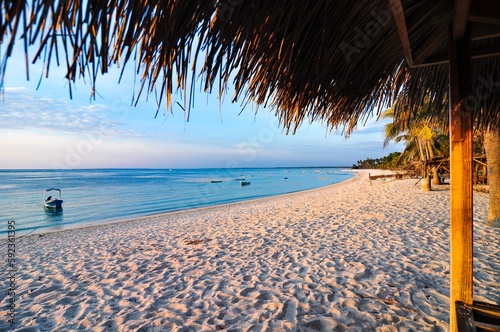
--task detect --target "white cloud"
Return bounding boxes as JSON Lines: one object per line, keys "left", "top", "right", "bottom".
{"left": 0, "top": 83, "right": 400, "bottom": 169}
{"left": 0, "top": 87, "right": 146, "bottom": 137}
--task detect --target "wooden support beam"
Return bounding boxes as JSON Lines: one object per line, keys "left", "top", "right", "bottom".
{"left": 453, "top": 0, "right": 471, "bottom": 39}
{"left": 473, "top": 158, "right": 488, "bottom": 167}
{"left": 469, "top": 0, "right": 500, "bottom": 25}
{"left": 448, "top": 26, "right": 473, "bottom": 332}
{"left": 471, "top": 23, "right": 500, "bottom": 41}
{"left": 389, "top": 0, "right": 414, "bottom": 66}
{"left": 410, "top": 45, "right": 500, "bottom": 67}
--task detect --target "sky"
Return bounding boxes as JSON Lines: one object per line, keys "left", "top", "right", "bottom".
{"left": 0, "top": 43, "right": 402, "bottom": 169}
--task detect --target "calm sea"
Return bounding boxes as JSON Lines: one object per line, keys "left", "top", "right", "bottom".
{"left": 0, "top": 168, "right": 352, "bottom": 237}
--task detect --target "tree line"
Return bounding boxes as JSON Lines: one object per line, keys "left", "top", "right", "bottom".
{"left": 352, "top": 152, "right": 404, "bottom": 170}
{"left": 351, "top": 103, "right": 498, "bottom": 227}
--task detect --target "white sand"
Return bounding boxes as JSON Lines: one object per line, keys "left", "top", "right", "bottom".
{"left": 2, "top": 170, "right": 499, "bottom": 331}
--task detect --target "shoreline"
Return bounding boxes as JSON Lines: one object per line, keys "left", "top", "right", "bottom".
{"left": 2, "top": 170, "right": 499, "bottom": 331}
{"left": 10, "top": 169, "right": 359, "bottom": 239}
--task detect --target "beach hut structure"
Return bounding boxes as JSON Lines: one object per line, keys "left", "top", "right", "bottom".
{"left": 1, "top": 1, "right": 500, "bottom": 330}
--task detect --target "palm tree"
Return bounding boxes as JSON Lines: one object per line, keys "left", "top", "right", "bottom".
{"left": 484, "top": 128, "right": 500, "bottom": 227}
{"left": 379, "top": 107, "right": 449, "bottom": 190}
{"left": 384, "top": 102, "right": 500, "bottom": 227}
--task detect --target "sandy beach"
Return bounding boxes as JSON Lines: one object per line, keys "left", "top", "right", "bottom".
{"left": 2, "top": 170, "right": 499, "bottom": 331}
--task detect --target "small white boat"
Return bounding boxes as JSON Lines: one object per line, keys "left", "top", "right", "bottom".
{"left": 44, "top": 188, "right": 63, "bottom": 209}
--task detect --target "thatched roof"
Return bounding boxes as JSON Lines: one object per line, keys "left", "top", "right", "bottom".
{"left": 1, "top": 0, "right": 500, "bottom": 132}
{"left": 3, "top": 2, "right": 500, "bottom": 329}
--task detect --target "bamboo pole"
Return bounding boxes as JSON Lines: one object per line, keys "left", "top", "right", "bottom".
{"left": 448, "top": 27, "right": 473, "bottom": 332}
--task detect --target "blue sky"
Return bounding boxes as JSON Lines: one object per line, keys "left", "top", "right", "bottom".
{"left": 0, "top": 43, "right": 402, "bottom": 169}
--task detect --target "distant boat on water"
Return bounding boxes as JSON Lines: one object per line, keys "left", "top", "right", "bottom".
{"left": 44, "top": 188, "right": 63, "bottom": 209}
{"left": 240, "top": 181, "right": 251, "bottom": 186}
{"left": 211, "top": 180, "right": 223, "bottom": 183}
{"left": 0, "top": 168, "right": 352, "bottom": 235}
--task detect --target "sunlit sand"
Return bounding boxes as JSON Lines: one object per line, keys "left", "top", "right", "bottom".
{"left": 2, "top": 170, "right": 498, "bottom": 331}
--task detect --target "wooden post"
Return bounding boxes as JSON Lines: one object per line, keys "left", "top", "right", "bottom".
{"left": 448, "top": 28, "right": 473, "bottom": 331}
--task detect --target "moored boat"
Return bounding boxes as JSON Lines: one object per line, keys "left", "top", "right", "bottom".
{"left": 44, "top": 188, "right": 63, "bottom": 209}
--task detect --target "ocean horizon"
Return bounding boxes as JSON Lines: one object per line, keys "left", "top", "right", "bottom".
{"left": 0, "top": 167, "right": 354, "bottom": 237}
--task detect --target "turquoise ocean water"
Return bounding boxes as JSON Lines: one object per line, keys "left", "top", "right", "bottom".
{"left": 0, "top": 168, "right": 352, "bottom": 236}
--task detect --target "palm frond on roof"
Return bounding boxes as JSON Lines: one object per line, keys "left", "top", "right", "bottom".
{"left": 1, "top": 0, "right": 500, "bottom": 132}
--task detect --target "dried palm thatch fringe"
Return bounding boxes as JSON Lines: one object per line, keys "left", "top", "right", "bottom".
{"left": 1, "top": 0, "right": 499, "bottom": 133}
